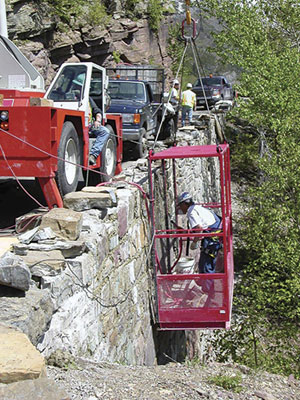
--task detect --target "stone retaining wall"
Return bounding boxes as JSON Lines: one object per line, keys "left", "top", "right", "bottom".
{"left": 0, "top": 118, "right": 222, "bottom": 366}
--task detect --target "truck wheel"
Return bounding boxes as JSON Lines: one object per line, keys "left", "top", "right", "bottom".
{"left": 133, "top": 127, "right": 147, "bottom": 159}
{"left": 57, "top": 121, "right": 80, "bottom": 195}
{"left": 159, "top": 118, "right": 175, "bottom": 140}
{"left": 100, "top": 125, "right": 117, "bottom": 182}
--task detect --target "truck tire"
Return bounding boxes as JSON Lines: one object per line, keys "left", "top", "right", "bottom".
{"left": 57, "top": 121, "right": 80, "bottom": 195}
{"left": 133, "top": 127, "right": 147, "bottom": 159}
{"left": 100, "top": 125, "right": 117, "bottom": 182}
{"left": 159, "top": 118, "right": 175, "bottom": 140}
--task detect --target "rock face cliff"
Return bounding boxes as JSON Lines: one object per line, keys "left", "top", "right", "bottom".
{"left": 5, "top": 0, "right": 178, "bottom": 87}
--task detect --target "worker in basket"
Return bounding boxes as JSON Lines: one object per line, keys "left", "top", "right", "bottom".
{"left": 176, "top": 191, "right": 222, "bottom": 291}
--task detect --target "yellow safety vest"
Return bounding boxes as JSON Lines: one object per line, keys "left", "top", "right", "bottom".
{"left": 181, "top": 89, "right": 196, "bottom": 108}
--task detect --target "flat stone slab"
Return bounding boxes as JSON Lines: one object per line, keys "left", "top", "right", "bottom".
{"left": 63, "top": 191, "right": 117, "bottom": 212}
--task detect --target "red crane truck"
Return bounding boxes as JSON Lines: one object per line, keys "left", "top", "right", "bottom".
{"left": 0, "top": 35, "right": 123, "bottom": 209}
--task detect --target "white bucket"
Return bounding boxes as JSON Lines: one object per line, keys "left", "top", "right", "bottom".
{"left": 176, "top": 257, "right": 195, "bottom": 274}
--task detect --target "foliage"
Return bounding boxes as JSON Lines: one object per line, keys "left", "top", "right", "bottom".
{"left": 167, "top": 23, "right": 194, "bottom": 86}
{"left": 167, "top": 24, "right": 185, "bottom": 76}
{"left": 199, "top": 0, "right": 300, "bottom": 377}
{"left": 209, "top": 373, "right": 243, "bottom": 393}
{"left": 46, "top": 0, "right": 110, "bottom": 26}
{"left": 47, "top": 0, "right": 85, "bottom": 24}
{"left": 112, "top": 51, "right": 121, "bottom": 64}
{"left": 86, "top": 1, "right": 111, "bottom": 26}
{"left": 147, "top": 0, "right": 163, "bottom": 33}
{"left": 124, "top": 0, "right": 143, "bottom": 19}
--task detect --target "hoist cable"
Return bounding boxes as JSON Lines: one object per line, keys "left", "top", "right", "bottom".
{"left": 152, "top": 40, "right": 189, "bottom": 150}
{"left": 190, "top": 38, "right": 211, "bottom": 114}
{"left": 191, "top": 37, "right": 206, "bottom": 77}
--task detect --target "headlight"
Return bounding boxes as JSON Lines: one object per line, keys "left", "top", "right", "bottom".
{"left": 212, "top": 89, "right": 221, "bottom": 98}
{"left": 122, "top": 114, "right": 134, "bottom": 123}
{"left": 0, "top": 110, "right": 8, "bottom": 121}
{"left": 122, "top": 113, "right": 140, "bottom": 124}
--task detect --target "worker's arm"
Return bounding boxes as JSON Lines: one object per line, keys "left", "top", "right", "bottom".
{"left": 94, "top": 112, "right": 102, "bottom": 127}
{"left": 190, "top": 224, "right": 203, "bottom": 249}
{"left": 90, "top": 97, "right": 102, "bottom": 127}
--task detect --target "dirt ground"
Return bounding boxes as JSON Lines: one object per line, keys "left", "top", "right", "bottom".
{"left": 47, "top": 357, "right": 300, "bottom": 400}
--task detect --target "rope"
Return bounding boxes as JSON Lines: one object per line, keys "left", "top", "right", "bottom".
{"left": 152, "top": 40, "right": 189, "bottom": 149}
{"left": 27, "top": 233, "right": 155, "bottom": 309}
{"left": 190, "top": 38, "right": 211, "bottom": 113}
{"left": 191, "top": 37, "right": 206, "bottom": 77}
{"left": 0, "top": 144, "right": 48, "bottom": 209}
{"left": 0, "top": 127, "right": 111, "bottom": 180}
{"left": 0, "top": 126, "right": 153, "bottom": 230}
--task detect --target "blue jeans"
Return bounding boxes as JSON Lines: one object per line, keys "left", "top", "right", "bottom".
{"left": 181, "top": 106, "right": 193, "bottom": 126}
{"left": 89, "top": 125, "right": 110, "bottom": 158}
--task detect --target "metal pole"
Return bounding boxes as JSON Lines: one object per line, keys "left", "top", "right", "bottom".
{"left": 0, "top": 0, "right": 8, "bottom": 38}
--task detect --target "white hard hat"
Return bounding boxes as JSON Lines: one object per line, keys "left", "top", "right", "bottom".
{"left": 177, "top": 191, "right": 193, "bottom": 205}
{"left": 173, "top": 79, "right": 179, "bottom": 85}
{"left": 187, "top": 83, "right": 193, "bottom": 88}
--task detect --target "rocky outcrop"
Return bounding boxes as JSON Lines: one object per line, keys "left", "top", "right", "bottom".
{"left": 5, "top": 0, "right": 176, "bottom": 86}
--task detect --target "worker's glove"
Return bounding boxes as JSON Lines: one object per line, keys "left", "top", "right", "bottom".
{"left": 190, "top": 241, "right": 199, "bottom": 250}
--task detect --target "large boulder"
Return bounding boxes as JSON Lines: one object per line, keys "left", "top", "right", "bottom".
{"left": 0, "top": 324, "right": 46, "bottom": 384}
{"left": 39, "top": 208, "right": 82, "bottom": 241}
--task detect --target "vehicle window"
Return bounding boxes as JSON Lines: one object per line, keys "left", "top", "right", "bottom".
{"left": 108, "top": 81, "right": 146, "bottom": 101}
{"left": 196, "top": 77, "right": 222, "bottom": 86}
{"left": 47, "top": 65, "right": 87, "bottom": 101}
{"left": 90, "top": 67, "right": 103, "bottom": 109}
{"left": 90, "top": 69, "right": 103, "bottom": 96}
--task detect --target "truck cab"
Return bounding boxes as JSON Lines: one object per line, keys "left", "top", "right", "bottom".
{"left": 107, "top": 78, "right": 158, "bottom": 159}
{"left": 106, "top": 66, "right": 177, "bottom": 160}
{"left": 0, "top": 35, "right": 122, "bottom": 208}
{"left": 45, "top": 62, "right": 109, "bottom": 123}
{"left": 193, "top": 76, "right": 234, "bottom": 109}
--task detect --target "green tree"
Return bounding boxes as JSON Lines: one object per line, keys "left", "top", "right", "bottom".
{"left": 200, "top": 0, "right": 300, "bottom": 376}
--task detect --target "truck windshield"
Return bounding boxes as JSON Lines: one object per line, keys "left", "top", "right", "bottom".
{"left": 108, "top": 81, "right": 146, "bottom": 102}
{"left": 47, "top": 65, "right": 87, "bottom": 101}
{"left": 196, "top": 78, "right": 222, "bottom": 86}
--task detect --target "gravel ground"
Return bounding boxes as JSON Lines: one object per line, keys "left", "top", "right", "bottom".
{"left": 46, "top": 358, "right": 300, "bottom": 400}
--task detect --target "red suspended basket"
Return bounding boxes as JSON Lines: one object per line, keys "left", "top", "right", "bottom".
{"left": 148, "top": 144, "right": 234, "bottom": 330}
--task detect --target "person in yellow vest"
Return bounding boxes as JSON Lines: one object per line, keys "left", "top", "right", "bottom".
{"left": 181, "top": 83, "right": 196, "bottom": 127}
